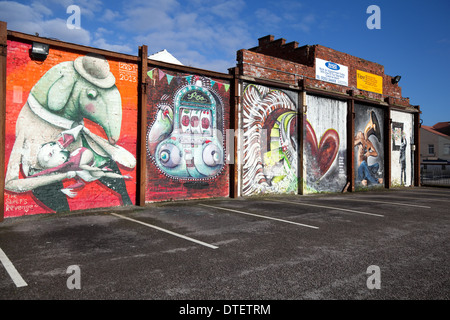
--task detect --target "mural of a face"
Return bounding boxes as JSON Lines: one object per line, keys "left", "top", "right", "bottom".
{"left": 147, "top": 79, "right": 225, "bottom": 180}
{"left": 36, "top": 142, "right": 69, "bottom": 169}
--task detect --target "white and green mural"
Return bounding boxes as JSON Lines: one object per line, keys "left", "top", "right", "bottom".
{"left": 241, "top": 83, "right": 298, "bottom": 196}
{"left": 391, "top": 110, "right": 414, "bottom": 187}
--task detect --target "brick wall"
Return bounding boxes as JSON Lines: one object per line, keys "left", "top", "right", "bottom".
{"left": 239, "top": 35, "right": 410, "bottom": 107}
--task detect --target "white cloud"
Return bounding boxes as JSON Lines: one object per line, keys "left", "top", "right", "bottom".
{"left": 0, "top": 1, "right": 45, "bottom": 32}
{"left": 101, "top": 9, "right": 120, "bottom": 22}
{"left": 295, "top": 13, "right": 316, "bottom": 33}
{"left": 209, "top": 0, "right": 245, "bottom": 19}
{"left": 0, "top": 0, "right": 254, "bottom": 73}
{"left": 0, "top": 1, "right": 91, "bottom": 45}
{"left": 122, "top": 0, "right": 253, "bottom": 72}
{"left": 120, "top": 6, "right": 175, "bottom": 32}
{"left": 93, "top": 37, "right": 134, "bottom": 54}
{"left": 43, "top": 18, "right": 91, "bottom": 45}
{"left": 255, "top": 8, "right": 283, "bottom": 26}
{"left": 45, "top": 0, "right": 103, "bottom": 19}
{"left": 31, "top": 1, "right": 53, "bottom": 16}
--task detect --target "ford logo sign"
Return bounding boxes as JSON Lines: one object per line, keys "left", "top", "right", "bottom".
{"left": 325, "top": 62, "right": 340, "bottom": 71}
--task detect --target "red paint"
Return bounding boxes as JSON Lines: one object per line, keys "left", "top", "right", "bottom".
{"left": 4, "top": 40, "right": 138, "bottom": 217}
{"left": 306, "top": 121, "right": 340, "bottom": 180}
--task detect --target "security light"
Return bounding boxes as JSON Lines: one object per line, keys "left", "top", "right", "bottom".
{"left": 31, "top": 42, "right": 49, "bottom": 61}
{"left": 391, "top": 75, "right": 401, "bottom": 84}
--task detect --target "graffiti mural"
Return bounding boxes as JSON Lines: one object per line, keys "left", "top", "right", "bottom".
{"left": 354, "top": 104, "right": 384, "bottom": 189}
{"left": 241, "top": 83, "right": 298, "bottom": 196}
{"left": 304, "top": 95, "right": 347, "bottom": 193}
{"left": 4, "top": 41, "right": 137, "bottom": 217}
{"left": 391, "top": 110, "right": 414, "bottom": 187}
{"left": 146, "top": 68, "right": 229, "bottom": 201}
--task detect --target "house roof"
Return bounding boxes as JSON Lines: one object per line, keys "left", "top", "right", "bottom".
{"left": 148, "top": 49, "right": 183, "bottom": 66}
{"left": 431, "top": 122, "right": 450, "bottom": 136}
{"left": 421, "top": 125, "right": 450, "bottom": 139}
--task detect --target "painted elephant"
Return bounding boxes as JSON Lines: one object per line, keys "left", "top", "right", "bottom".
{"left": 5, "top": 53, "right": 136, "bottom": 212}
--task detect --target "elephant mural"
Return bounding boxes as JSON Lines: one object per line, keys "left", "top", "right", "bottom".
{"left": 5, "top": 53, "right": 136, "bottom": 212}
{"left": 145, "top": 69, "right": 230, "bottom": 202}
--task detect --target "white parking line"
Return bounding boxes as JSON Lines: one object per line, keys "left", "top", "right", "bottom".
{"left": 321, "top": 197, "right": 431, "bottom": 209}
{"left": 110, "top": 213, "right": 218, "bottom": 250}
{"left": 268, "top": 199, "right": 384, "bottom": 217}
{"left": 393, "top": 190, "right": 450, "bottom": 198}
{"left": 372, "top": 194, "right": 450, "bottom": 203}
{"left": 199, "top": 204, "right": 319, "bottom": 229}
{"left": 0, "top": 247, "right": 27, "bottom": 288}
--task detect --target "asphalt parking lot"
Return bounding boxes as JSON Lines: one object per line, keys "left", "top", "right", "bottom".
{"left": 0, "top": 187, "right": 449, "bottom": 303}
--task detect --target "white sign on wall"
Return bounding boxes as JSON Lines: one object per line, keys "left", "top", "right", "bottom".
{"left": 315, "top": 58, "right": 348, "bottom": 86}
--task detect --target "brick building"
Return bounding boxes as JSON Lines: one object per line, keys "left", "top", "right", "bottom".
{"left": 234, "top": 35, "right": 420, "bottom": 194}
{"left": 420, "top": 122, "right": 450, "bottom": 166}
{"left": 0, "top": 24, "right": 421, "bottom": 219}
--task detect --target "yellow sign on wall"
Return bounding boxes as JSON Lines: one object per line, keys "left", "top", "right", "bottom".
{"left": 356, "top": 70, "right": 383, "bottom": 94}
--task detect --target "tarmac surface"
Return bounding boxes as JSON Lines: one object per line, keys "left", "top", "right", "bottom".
{"left": 0, "top": 187, "right": 449, "bottom": 301}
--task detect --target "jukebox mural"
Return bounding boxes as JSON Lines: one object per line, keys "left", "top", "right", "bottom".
{"left": 146, "top": 69, "right": 229, "bottom": 201}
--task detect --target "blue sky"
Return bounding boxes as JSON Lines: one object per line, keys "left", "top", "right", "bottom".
{"left": 0, "top": 0, "right": 449, "bottom": 126}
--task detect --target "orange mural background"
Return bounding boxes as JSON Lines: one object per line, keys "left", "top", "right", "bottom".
{"left": 4, "top": 40, "right": 138, "bottom": 217}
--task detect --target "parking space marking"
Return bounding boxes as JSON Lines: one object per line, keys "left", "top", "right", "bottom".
{"left": 268, "top": 199, "right": 384, "bottom": 217}
{"left": 0, "top": 247, "right": 27, "bottom": 288}
{"left": 110, "top": 213, "right": 218, "bottom": 250}
{"left": 320, "top": 198, "right": 431, "bottom": 209}
{"left": 199, "top": 204, "right": 319, "bottom": 229}
{"left": 369, "top": 194, "right": 450, "bottom": 203}
{"left": 392, "top": 190, "right": 450, "bottom": 198}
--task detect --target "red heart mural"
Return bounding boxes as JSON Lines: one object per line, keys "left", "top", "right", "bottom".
{"left": 306, "top": 121, "right": 340, "bottom": 180}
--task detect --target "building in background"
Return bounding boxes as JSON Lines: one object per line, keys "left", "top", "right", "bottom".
{"left": 420, "top": 122, "right": 450, "bottom": 168}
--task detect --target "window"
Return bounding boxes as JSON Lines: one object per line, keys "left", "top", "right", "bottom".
{"left": 444, "top": 144, "right": 450, "bottom": 155}
{"left": 428, "top": 144, "right": 435, "bottom": 155}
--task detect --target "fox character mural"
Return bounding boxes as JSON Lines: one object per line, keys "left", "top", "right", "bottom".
{"left": 5, "top": 53, "right": 136, "bottom": 213}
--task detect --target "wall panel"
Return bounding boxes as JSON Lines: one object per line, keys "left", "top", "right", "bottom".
{"left": 145, "top": 67, "right": 230, "bottom": 201}
{"left": 4, "top": 40, "right": 138, "bottom": 217}
{"left": 354, "top": 103, "right": 385, "bottom": 189}
{"left": 304, "top": 95, "right": 347, "bottom": 193}
{"left": 241, "top": 83, "right": 298, "bottom": 196}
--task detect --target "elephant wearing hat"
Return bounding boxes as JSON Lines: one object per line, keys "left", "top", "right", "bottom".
{"left": 5, "top": 53, "right": 136, "bottom": 212}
